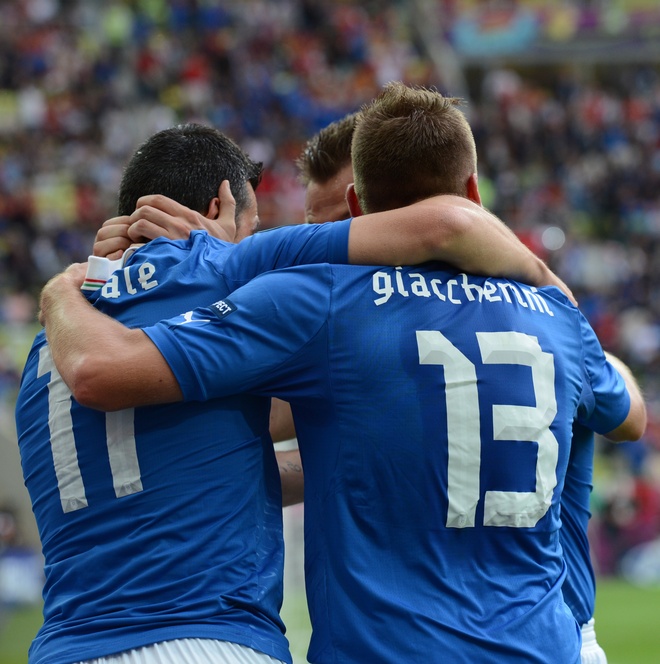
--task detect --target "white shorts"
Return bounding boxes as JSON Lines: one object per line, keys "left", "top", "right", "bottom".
{"left": 75, "top": 638, "right": 287, "bottom": 664}
{"left": 580, "top": 618, "right": 608, "bottom": 664}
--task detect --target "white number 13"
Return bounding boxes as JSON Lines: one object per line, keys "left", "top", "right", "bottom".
{"left": 417, "top": 330, "right": 558, "bottom": 529}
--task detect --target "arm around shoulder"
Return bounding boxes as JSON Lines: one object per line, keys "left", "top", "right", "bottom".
{"left": 348, "top": 195, "right": 575, "bottom": 302}
{"left": 40, "top": 265, "right": 182, "bottom": 411}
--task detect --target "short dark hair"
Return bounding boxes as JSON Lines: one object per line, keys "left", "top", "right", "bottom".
{"left": 117, "top": 123, "right": 263, "bottom": 217}
{"left": 296, "top": 112, "right": 357, "bottom": 186}
{"left": 352, "top": 82, "right": 477, "bottom": 213}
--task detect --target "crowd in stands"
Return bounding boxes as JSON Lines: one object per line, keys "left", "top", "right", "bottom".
{"left": 1, "top": 0, "right": 659, "bottom": 580}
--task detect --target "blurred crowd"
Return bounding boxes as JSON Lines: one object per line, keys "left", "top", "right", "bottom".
{"left": 1, "top": 0, "right": 659, "bottom": 581}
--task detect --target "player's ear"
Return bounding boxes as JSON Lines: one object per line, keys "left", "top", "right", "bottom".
{"left": 346, "top": 183, "right": 363, "bottom": 218}
{"left": 466, "top": 173, "right": 482, "bottom": 206}
{"left": 205, "top": 196, "right": 221, "bottom": 220}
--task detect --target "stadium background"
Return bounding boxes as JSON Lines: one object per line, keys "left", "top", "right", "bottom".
{"left": 0, "top": 0, "right": 659, "bottom": 661}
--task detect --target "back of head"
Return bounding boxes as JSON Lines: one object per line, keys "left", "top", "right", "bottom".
{"left": 297, "top": 112, "right": 357, "bottom": 186}
{"left": 352, "top": 82, "right": 477, "bottom": 214}
{"left": 117, "top": 123, "right": 262, "bottom": 218}
{"left": 298, "top": 113, "right": 357, "bottom": 223}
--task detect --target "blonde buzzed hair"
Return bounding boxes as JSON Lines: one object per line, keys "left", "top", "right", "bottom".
{"left": 351, "top": 82, "right": 477, "bottom": 213}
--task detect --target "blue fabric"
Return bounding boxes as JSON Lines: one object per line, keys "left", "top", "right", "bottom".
{"left": 15, "top": 221, "right": 350, "bottom": 664}
{"left": 145, "top": 263, "right": 630, "bottom": 663}
{"left": 561, "top": 423, "right": 597, "bottom": 626}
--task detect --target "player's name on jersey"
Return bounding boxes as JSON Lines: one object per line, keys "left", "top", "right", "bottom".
{"left": 101, "top": 262, "right": 159, "bottom": 299}
{"left": 372, "top": 267, "right": 555, "bottom": 316}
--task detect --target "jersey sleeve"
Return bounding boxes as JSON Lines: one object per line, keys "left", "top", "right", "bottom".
{"left": 221, "top": 219, "right": 351, "bottom": 291}
{"left": 142, "top": 265, "right": 333, "bottom": 402}
{"left": 576, "top": 312, "right": 630, "bottom": 435}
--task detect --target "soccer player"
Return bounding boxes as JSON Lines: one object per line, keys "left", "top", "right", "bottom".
{"left": 269, "top": 112, "right": 358, "bottom": 459}
{"left": 17, "top": 121, "right": 562, "bottom": 664}
{"left": 295, "top": 100, "right": 630, "bottom": 664}
{"left": 297, "top": 111, "right": 357, "bottom": 224}
{"left": 38, "top": 84, "right": 647, "bottom": 662}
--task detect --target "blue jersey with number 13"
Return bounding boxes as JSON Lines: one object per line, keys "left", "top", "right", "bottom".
{"left": 145, "top": 262, "right": 630, "bottom": 664}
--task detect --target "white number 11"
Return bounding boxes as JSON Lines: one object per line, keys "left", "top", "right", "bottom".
{"left": 38, "top": 345, "right": 143, "bottom": 513}
{"left": 416, "top": 330, "right": 558, "bottom": 529}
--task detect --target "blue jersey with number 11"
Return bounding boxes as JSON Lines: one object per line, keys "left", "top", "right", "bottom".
{"left": 145, "top": 262, "right": 630, "bottom": 664}
{"left": 15, "top": 222, "right": 350, "bottom": 664}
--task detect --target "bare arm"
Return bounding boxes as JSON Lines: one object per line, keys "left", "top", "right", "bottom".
{"left": 348, "top": 195, "right": 575, "bottom": 301}
{"left": 270, "top": 399, "right": 304, "bottom": 505}
{"left": 40, "top": 264, "right": 182, "bottom": 411}
{"left": 602, "top": 352, "right": 647, "bottom": 442}
{"left": 276, "top": 448, "right": 304, "bottom": 507}
{"left": 270, "top": 398, "right": 297, "bottom": 442}
{"left": 96, "top": 192, "right": 571, "bottom": 300}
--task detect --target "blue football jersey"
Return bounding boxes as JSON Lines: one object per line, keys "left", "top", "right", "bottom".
{"left": 15, "top": 221, "right": 350, "bottom": 664}
{"left": 559, "top": 324, "right": 630, "bottom": 627}
{"left": 561, "top": 423, "right": 597, "bottom": 627}
{"left": 144, "top": 263, "right": 631, "bottom": 664}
